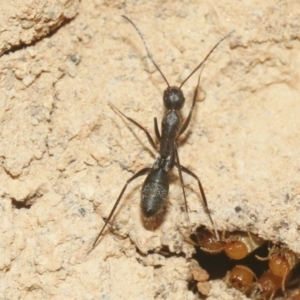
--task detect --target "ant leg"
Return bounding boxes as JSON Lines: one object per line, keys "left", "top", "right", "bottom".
{"left": 174, "top": 143, "right": 191, "bottom": 226}
{"left": 92, "top": 167, "right": 151, "bottom": 249}
{"left": 154, "top": 117, "right": 161, "bottom": 141}
{"left": 179, "top": 67, "right": 203, "bottom": 136}
{"left": 178, "top": 164, "right": 219, "bottom": 241}
{"left": 109, "top": 102, "right": 157, "bottom": 151}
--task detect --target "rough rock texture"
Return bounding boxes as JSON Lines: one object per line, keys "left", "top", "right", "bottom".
{"left": 0, "top": 0, "right": 79, "bottom": 55}
{"left": 1, "top": 0, "right": 300, "bottom": 299}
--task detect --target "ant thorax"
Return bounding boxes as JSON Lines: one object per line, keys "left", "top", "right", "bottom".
{"left": 160, "top": 110, "right": 181, "bottom": 160}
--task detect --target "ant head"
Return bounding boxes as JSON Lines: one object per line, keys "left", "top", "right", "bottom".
{"left": 163, "top": 86, "right": 185, "bottom": 110}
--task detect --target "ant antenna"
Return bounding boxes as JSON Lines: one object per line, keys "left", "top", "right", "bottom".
{"left": 122, "top": 15, "right": 233, "bottom": 91}
{"left": 122, "top": 15, "right": 170, "bottom": 87}
{"left": 180, "top": 30, "right": 234, "bottom": 88}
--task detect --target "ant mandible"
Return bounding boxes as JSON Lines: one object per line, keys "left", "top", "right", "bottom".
{"left": 92, "top": 16, "right": 233, "bottom": 248}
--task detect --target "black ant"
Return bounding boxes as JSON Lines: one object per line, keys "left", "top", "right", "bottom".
{"left": 92, "top": 16, "right": 233, "bottom": 248}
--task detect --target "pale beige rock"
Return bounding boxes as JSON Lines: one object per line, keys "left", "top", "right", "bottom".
{"left": 0, "top": 0, "right": 79, "bottom": 56}
{"left": 1, "top": 0, "right": 300, "bottom": 299}
{"left": 192, "top": 266, "right": 210, "bottom": 282}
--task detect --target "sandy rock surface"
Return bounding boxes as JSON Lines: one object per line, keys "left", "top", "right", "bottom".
{"left": 1, "top": 0, "right": 300, "bottom": 299}
{"left": 0, "top": 0, "right": 79, "bottom": 56}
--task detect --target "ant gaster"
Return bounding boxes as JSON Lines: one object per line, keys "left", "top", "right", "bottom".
{"left": 92, "top": 16, "right": 233, "bottom": 248}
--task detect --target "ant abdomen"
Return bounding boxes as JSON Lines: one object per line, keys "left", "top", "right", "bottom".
{"left": 141, "top": 168, "right": 169, "bottom": 218}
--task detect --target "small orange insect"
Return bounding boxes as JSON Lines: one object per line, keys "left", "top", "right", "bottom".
{"left": 225, "top": 265, "right": 257, "bottom": 295}
{"left": 251, "top": 269, "right": 282, "bottom": 300}
{"left": 256, "top": 244, "right": 299, "bottom": 292}
{"left": 194, "top": 227, "right": 264, "bottom": 260}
